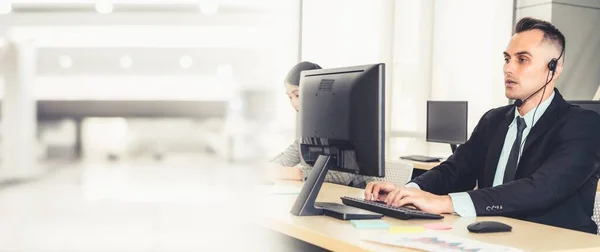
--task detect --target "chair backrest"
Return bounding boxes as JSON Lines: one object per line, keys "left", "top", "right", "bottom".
{"left": 593, "top": 192, "right": 600, "bottom": 235}
{"left": 372, "top": 160, "right": 414, "bottom": 186}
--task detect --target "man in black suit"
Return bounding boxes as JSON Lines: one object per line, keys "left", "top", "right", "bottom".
{"left": 364, "top": 17, "right": 600, "bottom": 234}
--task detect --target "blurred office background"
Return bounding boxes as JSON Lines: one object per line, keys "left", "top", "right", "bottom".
{"left": 0, "top": 0, "right": 300, "bottom": 250}
{"left": 0, "top": 0, "right": 300, "bottom": 168}
{"left": 0, "top": 0, "right": 598, "bottom": 250}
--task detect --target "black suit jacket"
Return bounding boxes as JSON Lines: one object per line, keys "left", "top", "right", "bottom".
{"left": 411, "top": 89, "right": 600, "bottom": 234}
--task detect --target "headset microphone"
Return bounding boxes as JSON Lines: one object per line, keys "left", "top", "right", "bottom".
{"left": 514, "top": 81, "right": 551, "bottom": 107}
{"left": 512, "top": 43, "right": 565, "bottom": 156}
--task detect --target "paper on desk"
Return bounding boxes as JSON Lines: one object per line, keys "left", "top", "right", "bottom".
{"left": 362, "top": 232, "right": 523, "bottom": 252}
{"left": 389, "top": 226, "right": 425, "bottom": 233}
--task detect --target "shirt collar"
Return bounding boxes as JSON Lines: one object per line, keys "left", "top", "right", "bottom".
{"left": 510, "top": 90, "right": 555, "bottom": 129}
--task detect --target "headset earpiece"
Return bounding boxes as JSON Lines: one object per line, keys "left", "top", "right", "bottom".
{"left": 518, "top": 57, "right": 558, "bottom": 107}
{"left": 548, "top": 45, "right": 564, "bottom": 73}
{"left": 548, "top": 58, "right": 558, "bottom": 72}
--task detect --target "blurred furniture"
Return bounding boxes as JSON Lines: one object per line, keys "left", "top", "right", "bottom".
{"left": 594, "top": 192, "right": 600, "bottom": 235}
{"left": 0, "top": 100, "right": 228, "bottom": 158}
{"left": 410, "top": 160, "right": 440, "bottom": 170}
{"left": 372, "top": 160, "right": 414, "bottom": 186}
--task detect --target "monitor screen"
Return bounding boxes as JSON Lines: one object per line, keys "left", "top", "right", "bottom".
{"left": 426, "top": 101, "right": 468, "bottom": 145}
{"left": 568, "top": 101, "right": 600, "bottom": 115}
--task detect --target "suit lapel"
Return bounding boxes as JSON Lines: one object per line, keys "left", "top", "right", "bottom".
{"left": 522, "top": 90, "right": 564, "bottom": 153}
{"left": 482, "top": 109, "right": 514, "bottom": 188}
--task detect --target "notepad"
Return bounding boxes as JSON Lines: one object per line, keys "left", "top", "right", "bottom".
{"left": 351, "top": 219, "right": 390, "bottom": 229}
{"left": 390, "top": 226, "right": 425, "bottom": 234}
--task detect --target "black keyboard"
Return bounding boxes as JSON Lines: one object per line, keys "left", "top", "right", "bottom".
{"left": 400, "top": 155, "right": 441, "bottom": 162}
{"left": 340, "top": 196, "right": 443, "bottom": 220}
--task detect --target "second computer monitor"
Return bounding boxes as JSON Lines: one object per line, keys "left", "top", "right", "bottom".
{"left": 426, "top": 101, "right": 468, "bottom": 152}
{"left": 568, "top": 101, "right": 600, "bottom": 115}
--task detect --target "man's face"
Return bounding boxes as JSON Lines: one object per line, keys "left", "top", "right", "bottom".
{"left": 503, "top": 29, "right": 558, "bottom": 100}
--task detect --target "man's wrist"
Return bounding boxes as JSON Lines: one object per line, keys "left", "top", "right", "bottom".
{"left": 442, "top": 195, "right": 455, "bottom": 214}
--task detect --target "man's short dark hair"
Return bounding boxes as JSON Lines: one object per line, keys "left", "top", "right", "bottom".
{"left": 514, "top": 17, "right": 566, "bottom": 59}
{"left": 284, "top": 61, "right": 322, "bottom": 86}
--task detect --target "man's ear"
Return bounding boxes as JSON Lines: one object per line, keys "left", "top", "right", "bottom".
{"left": 553, "top": 61, "right": 564, "bottom": 79}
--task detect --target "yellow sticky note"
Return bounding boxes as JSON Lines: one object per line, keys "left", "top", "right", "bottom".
{"left": 390, "top": 226, "right": 425, "bottom": 234}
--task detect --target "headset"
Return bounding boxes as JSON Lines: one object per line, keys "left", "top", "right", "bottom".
{"left": 512, "top": 45, "right": 564, "bottom": 160}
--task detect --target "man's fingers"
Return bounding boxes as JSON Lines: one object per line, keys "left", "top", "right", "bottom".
{"left": 385, "top": 188, "right": 401, "bottom": 205}
{"left": 388, "top": 188, "right": 410, "bottom": 205}
{"left": 362, "top": 182, "right": 398, "bottom": 202}
{"left": 391, "top": 189, "right": 418, "bottom": 207}
{"left": 396, "top": 197, "right": 413, "bottom": 208}
{"left": 364, "top": 182, "right": 374, "bottom": 199}
{"left": 383, "top": 182, "right": 396, "bottom": 191}
{"left": 373, "top": 184, "right": 383, "bottom": 200}
{"left": 384, "top": 188, "right": 395, "bottom": 204}
{"left": 390, "top": 190, "right": 406, "bottom": 207}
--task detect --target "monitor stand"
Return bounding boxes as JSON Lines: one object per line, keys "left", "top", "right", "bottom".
{"left": 289, "top": 155, "right": 383, "bottom": 220}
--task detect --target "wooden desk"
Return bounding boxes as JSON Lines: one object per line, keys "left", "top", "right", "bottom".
{"left": 261, "top": 182, "right": 600, "bottom": 252}
{"left": 409, "top": 160, "right": 440, "bottom": 170}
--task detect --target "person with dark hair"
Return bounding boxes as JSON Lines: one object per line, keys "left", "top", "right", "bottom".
{"left": 268, "top": 61, "right": 371, "bottom": 187}
{"left": 282, "top": 61, "right": 321, "bottom": 112}
{"left": 364, "top": 17, "right": 600, "bottom": 234}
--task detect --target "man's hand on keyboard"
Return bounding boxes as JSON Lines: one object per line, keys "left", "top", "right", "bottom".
{"left": 364, "top": 181, "right": 397, "bottom": 201}
{"left": 385, "top": 187, "right": 454, "bottom": 214}
{"left": 364, "top": 181, "right": 454, "bottom": 215}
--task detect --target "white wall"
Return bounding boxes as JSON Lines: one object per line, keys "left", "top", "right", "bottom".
{"left": 301, "top": 0, "right": 392, "bottom": 68}
{"left": 516, "top": 0, "right": 553, "bottom": 19}
{"left": 386, "top": 0, "right": 434, "bottom": 157}
{"left": 551, "top": 2, "right": 600, "bottom": 100}
{"left": 429, "top": 0, "right": 513, "bottom": 157}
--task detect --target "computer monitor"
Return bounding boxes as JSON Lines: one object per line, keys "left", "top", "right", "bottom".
{"left": 426, "top": 101, "right": 468, "bottom": 153}
{"left": 568, "top": 100, "right": 600, "bottom": 115}
{"left": 290, "top": 63, "right": 385, "bottom": 217}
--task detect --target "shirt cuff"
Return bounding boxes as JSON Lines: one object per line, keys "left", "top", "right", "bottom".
{"left": 405, "top": 182, "right": 421, "bottom": 189}
{"left": 448, "top": 192, "right": 477, "bottom": 217}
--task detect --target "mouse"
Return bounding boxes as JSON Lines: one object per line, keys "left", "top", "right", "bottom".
{"left": 467, "top": 221, "right": 512, "bottom": 233}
